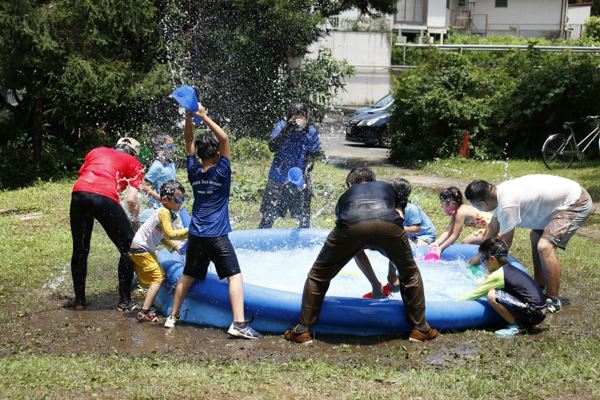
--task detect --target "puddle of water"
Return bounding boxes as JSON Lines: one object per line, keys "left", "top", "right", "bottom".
{"left": 43, "top": 265, "right": 69, "bottom": 290}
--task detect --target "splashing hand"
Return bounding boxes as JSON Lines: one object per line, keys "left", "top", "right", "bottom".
{"left": 195, "top": 104, "right": 207, "bottom": 119}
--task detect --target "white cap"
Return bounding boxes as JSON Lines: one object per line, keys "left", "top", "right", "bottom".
{"left": 116, "top": 137, "right": 141, "bottom": 157}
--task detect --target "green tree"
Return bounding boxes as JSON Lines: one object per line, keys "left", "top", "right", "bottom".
{"left": 166, "top": 0, "right": 392, "bottom": 137}
{"left": 389, "top": 51, "right": 498, "bottom": 163}
{"left": 584, "top": 16, "right": 600, "bottom": 40}
{"left": 0, "top": 0, "right": 171, "bottom": 185}
{"left": 0, "top": 0, "right": 395, "bottom": 187}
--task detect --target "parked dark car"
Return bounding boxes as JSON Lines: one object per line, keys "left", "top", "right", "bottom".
{"left": 345, "top": 94, "right": 394, "bottom": 147}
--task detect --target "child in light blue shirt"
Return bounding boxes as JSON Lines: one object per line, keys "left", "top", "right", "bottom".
{"left": 144, "top": 135, "right": 177, "bottom": 209}
{"left": 394, "top": 179, "right": 436, "bottom": 245}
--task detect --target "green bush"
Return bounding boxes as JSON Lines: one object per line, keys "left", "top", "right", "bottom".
{"left": 389, "top": 48, "right": 600, "bottom": 162}
{"left": 584, "top": 16, "right": 600, "bottom": 41}
{"left": 389, "top": 51, "right": 498, "bottom": 163}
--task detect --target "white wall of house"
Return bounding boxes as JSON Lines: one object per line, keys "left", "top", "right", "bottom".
{"left": 307, "top": 31, "right": 391, "bottom": 105}
{"left": 427, "top": 0, "right": 449, "bottom": 31}
{"left": 567, "top": 3, "right": 592, "bottom": 39}
{"left": 468, "top": 0, "right": 566, "bottom": 37}
{"left": 567, "top": 3, "right": 591, "bottom": 25}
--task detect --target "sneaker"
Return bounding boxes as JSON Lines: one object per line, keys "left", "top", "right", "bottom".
{"left": 546, "top": 297, "right": 562, "bottom": 313}
{"left": 137, "top": 309, "right": 161, "bottom": 323}
{"left": 117, "top": 299, "right": 139, "bottom": 312}
{"left": 495, "top": 323, "right": 522, "bottom": 338}
{"left": 283, "top": 328, "right": 313, "bottom": 344}
{"left": 408, "top": 327, "right": 439, "bottom": 342}
{"left": 227, "top": 322, "right": 263, "bottom": 339}
{"left": 164, "top": 314, "right": 179, "bottom": 329}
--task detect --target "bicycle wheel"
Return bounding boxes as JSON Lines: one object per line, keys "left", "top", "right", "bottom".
{"left": 542, "top": 134, "right": 576, "bottom": 169}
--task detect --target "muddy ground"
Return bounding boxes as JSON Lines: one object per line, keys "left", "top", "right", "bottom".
{"left": 1, "top": 117, "right": 598, "bottom": 368}
{"left": 1, "top": 287, "right": 594, "bottom": 367}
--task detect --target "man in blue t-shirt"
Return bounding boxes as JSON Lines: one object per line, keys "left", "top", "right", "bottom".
{"left": 259, "top": 103, "right": 320, "bottom": 229}
{"left": 163, "top": 104, "right": 261, "bottom": 340}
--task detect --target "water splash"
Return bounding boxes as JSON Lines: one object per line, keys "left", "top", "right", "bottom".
{"left": 43, "top": 264, "right": 68, "bottom": 290}
{"left": 239, "top": 247, "right": 483, "bottom": 301}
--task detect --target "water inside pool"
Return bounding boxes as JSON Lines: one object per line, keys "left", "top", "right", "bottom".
{"left": 233, "top": 246, "right": 486, "bottom": 301}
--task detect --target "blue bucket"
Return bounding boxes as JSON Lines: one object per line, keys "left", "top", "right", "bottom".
{"left": 171, "top": 86, "right": 202, "bottom": 124}
{"left": 287, "top": 167, "right": 305, "bottom": 190}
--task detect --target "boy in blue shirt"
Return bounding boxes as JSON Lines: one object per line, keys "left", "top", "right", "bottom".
{"left": 393, "top": 178, "right": 436, "bottom": 245}
{"left": 259, "top": 103, "right": 320, "bottom": 229}
{"left": 143, "top": 135, "right": 177, "bottom": 209}
{"left": 163, "top": 104, "right": 262, "bottom": 339}
{"left": 460, "top": 238, "right": 547, "bottom": 337}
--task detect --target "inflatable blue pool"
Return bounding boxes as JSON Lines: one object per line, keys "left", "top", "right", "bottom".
{"left": 154, "top": 227, "right": 528, "bottom": 336}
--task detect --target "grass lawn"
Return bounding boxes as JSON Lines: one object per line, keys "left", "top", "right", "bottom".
{"left": 420, "top": 158, "right": 600, "bottom": 200}
{"left": 1, "top": 157, "right": 599, "bottom": 399}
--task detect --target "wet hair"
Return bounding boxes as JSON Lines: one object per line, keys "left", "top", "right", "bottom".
{"left": 439, "top": 186, "right": 463, "bottom": 206}
{"left": 195, "top": 131, "right": 219, "bottom": 159}
{"left": 151, "top": 134, "right": 172, "bottom": 156}
{"left": 346, "top": 167, "right": 376, "bottom": 186}
{"left": 465, "top": 180, "right": 494, "bottom": 203}
{"left": 478, "top": 238, "right": 509, "bottom": 265}
{"left": 160, "top": 180, "right": 185, "bottom": 199}
{"left": 286, "top": 102, "right": 309, "bottom": 121}
{"left": 391, "top": 178, "right": 411, "bottom": 211}
{"left": 115, "top": 143, "right": 137, "bottom": 157}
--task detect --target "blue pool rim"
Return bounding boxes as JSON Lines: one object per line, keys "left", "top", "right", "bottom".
{"left": 155, "top": 227, "right": 527, "bottom": 336}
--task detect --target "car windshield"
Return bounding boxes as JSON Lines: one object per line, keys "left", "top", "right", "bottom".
{"left": 371, "top": 94, "right": 393, "bottom": 108}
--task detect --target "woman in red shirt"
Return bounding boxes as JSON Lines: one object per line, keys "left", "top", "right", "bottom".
{"left": 69, "top": 138, "right": 144, "bottom": 311}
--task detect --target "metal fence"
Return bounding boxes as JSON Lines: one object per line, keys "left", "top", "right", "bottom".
{"left": 395, "top": 43, "right": 600, "bottom": 65}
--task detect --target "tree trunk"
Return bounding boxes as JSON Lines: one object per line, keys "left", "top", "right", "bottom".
{"left": 32, "top": 96, "right": 43, "bottom": 167}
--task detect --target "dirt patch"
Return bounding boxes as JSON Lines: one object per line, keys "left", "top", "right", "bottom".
{"left": 0, "top": 287, "right": 597, "bottom": 368}
{"left": 15, "top": 212, "right": 44, "bottom": 222}
{"left": 0, "top": 207, "right": 40, "bottom": 217}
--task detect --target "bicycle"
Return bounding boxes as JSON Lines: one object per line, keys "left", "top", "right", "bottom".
{"left": 542, "top": 115, "right": 600, "bottom": 169}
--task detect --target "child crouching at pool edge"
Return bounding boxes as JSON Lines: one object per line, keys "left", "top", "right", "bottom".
{"left": 460, "top": 238, "right": 547, "bottom": 338}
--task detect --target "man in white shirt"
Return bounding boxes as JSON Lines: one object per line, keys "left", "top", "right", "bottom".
{"left": 465, "top": 175, "right": 593, "bottom": 312}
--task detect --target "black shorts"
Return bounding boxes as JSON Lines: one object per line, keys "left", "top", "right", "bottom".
{"left": 260, "top": 179, "right": 311, "bottom": 220}
{"left": 495, "top": 290, "right": 547, "bottom": 328}
{"left": 183, "top": 234, "right": 241, "bottom": 280}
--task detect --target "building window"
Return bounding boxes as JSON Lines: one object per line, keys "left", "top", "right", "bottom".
{"left": 446, "top": 0, "right": 450, "bottom": 9}
{"left": 458, "top": 0, "right": 466, "bottom": 6}
{"left": 329, "top": 16, "right": 339, "bottom": 28}
{"left": 495, "top": 0, "right": 507, "bottom": 7}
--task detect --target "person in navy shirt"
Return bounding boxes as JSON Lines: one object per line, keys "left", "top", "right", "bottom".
{"left": 259, "top": 103, "right": 320, "bottom": 229}
{"left": 163, "top": 103, "right": 262, "bottom": 340}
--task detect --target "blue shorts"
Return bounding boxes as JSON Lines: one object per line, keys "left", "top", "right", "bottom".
{"left": 183, "top": 234, "right": 241, "bottom": 280}
{"left": 495, "top": 290, "right": 546, "bottom": 328}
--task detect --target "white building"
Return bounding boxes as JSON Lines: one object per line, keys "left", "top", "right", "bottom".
{"left": 307, "top": 0, "right": 572, "bottom": 105}
{"left": 449, "top": 0, "right": 568, "bottom": 38}
{"left": 566, "top": 2, "right": 592, "bottom": 39}
{"left": 394, "top": 0, "right": 449, "bottom": 42}
{"left": 307, "top": 31, "right": 392, "bottom": 105}
{"left": 392, "top": 0, "right": 569, "bottom": 40}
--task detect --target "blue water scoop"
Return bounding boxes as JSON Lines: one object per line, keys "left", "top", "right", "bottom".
{"left": 288, "top": 167, "right": 305, "bottom": 190}
{"left": 171, "top": 86, "right": 202, "bottom": 124}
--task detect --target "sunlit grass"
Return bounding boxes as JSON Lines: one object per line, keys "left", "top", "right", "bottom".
{"left": 1, "top": 157, "right": 599, "bottom": 398}
{"left": 420, "top": 157, "right": 600, "bottom": 199}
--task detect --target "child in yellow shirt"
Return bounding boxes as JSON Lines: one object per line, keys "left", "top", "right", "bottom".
{"left": 128, "top": 180, "right": 188, "bottom": 322}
